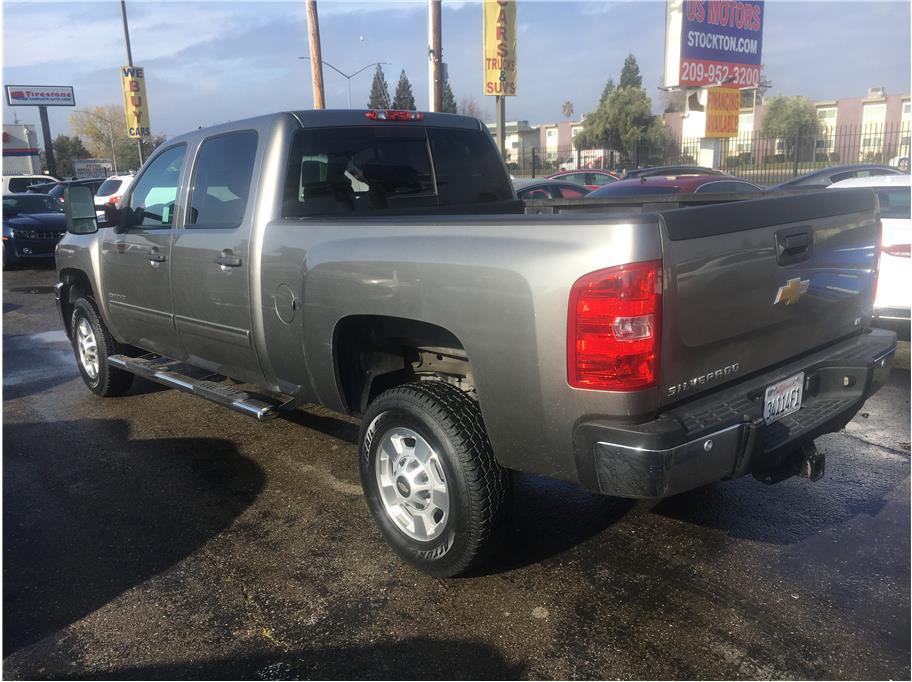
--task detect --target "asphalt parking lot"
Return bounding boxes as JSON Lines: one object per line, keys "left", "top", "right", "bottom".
{"left": 3, "top": 264, "right": 910, "bottom": 680}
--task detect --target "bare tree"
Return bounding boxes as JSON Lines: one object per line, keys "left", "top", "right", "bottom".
{"left": 457, "top": 97, "right": 488, "bottom": 121}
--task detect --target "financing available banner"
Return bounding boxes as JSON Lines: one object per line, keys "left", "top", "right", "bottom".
{"left": 483, "top": 0, "right": 517, "bottom": 96}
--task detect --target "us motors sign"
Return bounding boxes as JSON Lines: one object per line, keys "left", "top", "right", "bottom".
{"left": 664, "top": 0, "right": 764, "bottom": 89}
{"left": 5, "top": 85, "right": 75, "bottom": 106}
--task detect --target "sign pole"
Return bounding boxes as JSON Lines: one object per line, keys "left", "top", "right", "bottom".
{"left": 428, "top": 0, "right": 442, "bottom": 112}
{"left": 496, "top": 95, "right": 506, "bottom": 159}
{"left": 37, "top": 105, "right": 57, "bottom": 178}
{"left": 120, "top": 0, "right": 143, "bottom": 165}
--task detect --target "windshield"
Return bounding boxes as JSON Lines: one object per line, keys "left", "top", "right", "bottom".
{"left": 96, "top": 179, "right": 123, "bottom": 197}
{"left": 3, "top": 194, "right": 65, "bottom": 214}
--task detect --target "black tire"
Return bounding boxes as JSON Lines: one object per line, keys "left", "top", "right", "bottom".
{"left": 70, "top": 296, "right": 134, "bottom": 397}
{"left": 359, "top": 381, "right": 511, "bottom": 577}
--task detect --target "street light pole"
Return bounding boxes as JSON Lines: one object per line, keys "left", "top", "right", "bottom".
{"left": 298, "top": 57, "right": 388, "bottom": 109}
{"left": 77, "top": 110, "right": 119, "bottom": 174}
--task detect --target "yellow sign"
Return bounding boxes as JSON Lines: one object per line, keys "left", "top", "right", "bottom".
{"left": 483, "top": 0, "right": 517, "bottom": 96}
{"left": 121, "top": 65, "right": 151, "bottom": 138}
{"left": 705, "top": 86, "right": 740, "bottom": 138}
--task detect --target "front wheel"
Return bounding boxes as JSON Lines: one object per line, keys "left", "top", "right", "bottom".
{"left": 70, "top": 297, "right": 134, "bottom": 397}
{"left": 359, "top": 381, "right": 511, "bottom": 577}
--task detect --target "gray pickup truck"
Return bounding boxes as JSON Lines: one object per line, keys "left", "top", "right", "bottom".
{"left": 56, "top": 109, "right": 895, "bottom": 577}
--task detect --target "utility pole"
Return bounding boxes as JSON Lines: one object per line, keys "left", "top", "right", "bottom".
{"left": 120, "top": 0, "right": 143, "bottom": 166}
{"left": 306, "top": 0, "right": 326, "bottom": 109}
{"left": 428, "top": 0, "right": 442, "bottom": 112}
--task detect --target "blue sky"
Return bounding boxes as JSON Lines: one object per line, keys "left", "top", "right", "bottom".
{"left": 3, "top": 0, "right": 910, "bottom": 142}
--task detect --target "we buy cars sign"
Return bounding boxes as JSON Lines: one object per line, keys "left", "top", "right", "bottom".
{"left": 664, "top": 0, "right": 764, "bottom": 89}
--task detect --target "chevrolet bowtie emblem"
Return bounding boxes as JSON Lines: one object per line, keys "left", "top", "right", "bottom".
{"left": 774, "top": 277, "right": 810, "bottom": 305}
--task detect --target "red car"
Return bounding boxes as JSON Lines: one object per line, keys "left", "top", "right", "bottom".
{"left": 545, "top": 169, "right": 619, "bottom": 191}
{"left": 587, "top": 174, "right": 762, "bottom": 198}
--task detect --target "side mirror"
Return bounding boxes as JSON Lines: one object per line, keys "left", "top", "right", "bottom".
{"left": 64, "top": 185, "right": 98, "bottom": 235}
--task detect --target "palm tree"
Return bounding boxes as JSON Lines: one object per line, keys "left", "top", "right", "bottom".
{"left": 562, "top": 100, "right": 574, "bottom": 120}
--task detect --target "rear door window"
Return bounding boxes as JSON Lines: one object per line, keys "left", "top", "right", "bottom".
{"left": 586, "top": 173, "right": 615, "bottom": 186}
{"left": 187, "top": 130, "right": 258, "bottom": 229}
{"left": 558, "top": 185, "right": 587, "bottom": 198}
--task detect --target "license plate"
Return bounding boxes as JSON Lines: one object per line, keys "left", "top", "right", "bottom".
{"left": 763, "top": 372, "right": 804, "bottom": 425}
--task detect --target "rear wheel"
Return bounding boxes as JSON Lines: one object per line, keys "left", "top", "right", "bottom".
{"left": 359, "top": 381, "right": 511, "bottom": 577}
{"left": 70, "top": 297, "right": 134, "bottom": 397}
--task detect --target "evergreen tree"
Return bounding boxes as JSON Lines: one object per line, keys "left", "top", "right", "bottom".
{"left": 392, "top": 69, "right": 416, "bottom": 111}
{"left": 367, "top": 65, "right": 391, "bottom": 109}
{"left": 441, "top": 75, "right": 457, "bottom": 113}
{"left": 598, "top": 78, "right": 616, "bottom": 105}
{"left": 619, "top": 54, "right": 642, "bottom": 89}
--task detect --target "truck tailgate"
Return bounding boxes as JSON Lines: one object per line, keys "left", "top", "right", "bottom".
{"left": 657, "top": 188, "right": 879, "bottom": 408}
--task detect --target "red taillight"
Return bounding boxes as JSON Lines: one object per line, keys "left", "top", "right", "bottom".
{"left": 107, "top": 196, "right": 120, "bottom": 207}
{"left": 883, "top": 243, "right": 911, "bottom": 258}
{"left": 567, "top": 260, "right": 663, "bottom": 391}
{"left": 365, "top": 109, "right": 424, "bottom": 121}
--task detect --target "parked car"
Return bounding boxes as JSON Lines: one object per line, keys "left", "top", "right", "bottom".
{"left": 829, "top": 174, "right": 911, "bottom": 323}
{"left": 57, "top": 109, "right": 894, "bottom": 577}
{"left": 3, "top": 193, "right": 67, "bottom": 267}
{"left": 2, "top": 174, "right": 60, "bottom": 194}
{"left": 545, "top": 169, "right": 618, "bottom": 190}
{"left": 25, "top": 180, "right": 60, "bottom": 194}
{"left": 93, "top": 174, "right": 133, "bottom": 219}
{"left": 623, "top": 165, "right": 726, "bottom": 179}
{"left": 36, "top": 178, "right": 108, "bottom": 204}
{"left": 771, "top": 164, "right": 901, "bottom": 191}
{"left": 513, "top": 179, "right": 590, "bottom": 200}
{"left": 587, "top": 174, "right": 763, "bottom": 198}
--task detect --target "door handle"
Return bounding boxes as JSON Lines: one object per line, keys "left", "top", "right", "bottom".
{"left": 215, "top": 249, "right": 242, "bottom": 268}
{"left": 148, "top": 247, "right": 166, "bottom": 264}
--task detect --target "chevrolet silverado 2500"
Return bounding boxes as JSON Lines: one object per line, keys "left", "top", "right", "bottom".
{"left": 56, "top": 110, "right": 896, "bottom": 576}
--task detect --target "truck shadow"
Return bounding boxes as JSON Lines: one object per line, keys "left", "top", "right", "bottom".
{"left": 2, "top": 418, "right": 265, "bottom": 656}
{"left": 484, "top": 474, "right": 636, "bottom": 574}
{"left": 62, "top": 637, "right": 526, "bottom": 679}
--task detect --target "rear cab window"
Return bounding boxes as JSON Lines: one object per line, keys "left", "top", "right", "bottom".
{"left": 283, "top": 125, "right": 514, "bottom": 217}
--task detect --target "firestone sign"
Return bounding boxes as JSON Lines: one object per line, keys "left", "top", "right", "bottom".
{"left": 664, "top": 0, "right": 764, "bottom": 89}
{"left": 5, "top": 85, "right": 75, "bottom": 107}
{"left": 483, "top": 0, "right": 517, "bottom": 96}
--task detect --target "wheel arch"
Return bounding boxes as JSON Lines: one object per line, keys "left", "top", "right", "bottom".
{"left": 332, "top": 315, "right": 474, "bottom": 416}
{"left": 58, "top": 268, "right": 96, "bottom": 337}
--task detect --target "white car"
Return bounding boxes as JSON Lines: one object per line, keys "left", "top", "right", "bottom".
{"left": 829, "top": 174, "right": 911, "bottom": 322}
{"left": 2, "top": 174, "right": 60, "bottom": 194}
{"left": 94, "top": 174, "right": 134, "bottom": 220}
